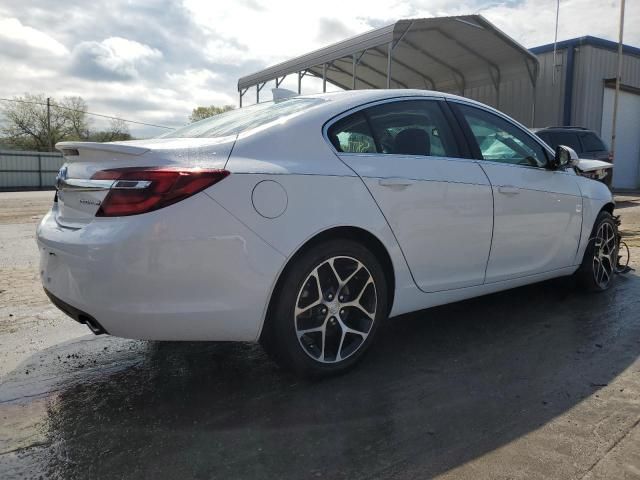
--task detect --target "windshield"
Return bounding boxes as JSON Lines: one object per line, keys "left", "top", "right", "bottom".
{"left": 161, "top": 98, "right": 325, "bottom": 138}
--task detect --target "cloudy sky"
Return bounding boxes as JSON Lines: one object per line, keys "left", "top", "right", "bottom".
{"left": 0, "top": 0, "right": 638, "bottom": 137}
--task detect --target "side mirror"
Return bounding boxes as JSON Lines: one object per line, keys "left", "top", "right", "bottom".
{"left": 552, "top": 145, "right": 579, "bottom": 169}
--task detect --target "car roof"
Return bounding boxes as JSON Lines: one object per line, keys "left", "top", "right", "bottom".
{"left": 535, "top": 126, "right": 597, "bottom": 133}
{"left": 295, "top": 88, "right": 490, "bottom": 110}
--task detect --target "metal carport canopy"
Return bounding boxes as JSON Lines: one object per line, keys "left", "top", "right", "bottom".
{"left": 237, "top": 15, "right": 539, "bottom": 108}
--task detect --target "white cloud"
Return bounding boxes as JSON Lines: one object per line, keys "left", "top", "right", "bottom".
{"left": 0, "top": 0, "right": 638, "bottom": 138}
{"left": 71, "top": 37, "right": 163, "bottom": 79}
{"left": 203, "top": 39, "right": 248, "bottom": 65}
{"left": 0, "top": 16, "right": 68, "bottom": 56}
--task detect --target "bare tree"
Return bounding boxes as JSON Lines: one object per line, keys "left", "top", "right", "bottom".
{"left": 61, "top": 96, "right": 91, "bottom": 140}
{"left": 0, "top": 94, "right": 134, "bottom": 150}
{"left": 90, "top": 119, "right": 132, "bottom": 142}
{"left": 0, "top": 94, "right": 76, "bottom": 151}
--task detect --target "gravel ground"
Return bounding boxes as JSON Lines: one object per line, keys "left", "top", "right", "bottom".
{"left": 1, "top": 189, "right": 639, "bottom": 480}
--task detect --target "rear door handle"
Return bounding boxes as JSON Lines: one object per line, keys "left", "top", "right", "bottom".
{"left": 498, "top": 185, "right": 520, "bottom": 195}
{"left": 378, "top": 178, "right": 414, "bottom": 187}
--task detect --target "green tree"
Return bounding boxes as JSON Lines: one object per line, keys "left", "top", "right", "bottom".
{"left": 189, "top": 105, "right": 234, "bottom": 123}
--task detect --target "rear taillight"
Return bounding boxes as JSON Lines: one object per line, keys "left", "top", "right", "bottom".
{"left": 91, "top": 167, "right": 229, "bottom": 217}
{"left": 608, "top": 152, "right": 614, "bottom": 162}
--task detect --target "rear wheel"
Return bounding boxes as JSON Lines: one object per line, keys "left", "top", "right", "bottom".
{"left": 576, "top": 211, "right": 618, "bottom": 291}
{"left": 261, "top": 239, "right": 388, "bottom": 377}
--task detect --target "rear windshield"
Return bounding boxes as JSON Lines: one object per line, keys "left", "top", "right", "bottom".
{"left": 161, "top": 98, "right": 325, "bottom": 138}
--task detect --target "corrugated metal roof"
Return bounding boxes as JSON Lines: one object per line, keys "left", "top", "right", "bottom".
{"left": 237, "top": 15, "right": 539, "bottom": 94}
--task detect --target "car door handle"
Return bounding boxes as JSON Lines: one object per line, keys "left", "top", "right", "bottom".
{"left": 498, "top": 185, "right": 520, "bottom": 195}
{"left": 378, "top": 178, "right": 414, "bottom": 187}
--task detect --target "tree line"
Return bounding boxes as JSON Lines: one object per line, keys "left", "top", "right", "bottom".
{"left": 0, "top": 94, "right": 132, "bottom": 152}
{"left": 1, "top": 94, "right": 236, "bottom": 152}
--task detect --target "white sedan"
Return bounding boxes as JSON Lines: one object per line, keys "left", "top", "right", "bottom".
{"left": 38, "top": 90, "right": 617, "bottom": 376}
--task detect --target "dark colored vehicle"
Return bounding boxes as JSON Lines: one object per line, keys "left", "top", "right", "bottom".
{"left": 534, "top": 127, "right": 612, "bottom": 185}
{"left": 534, "top": 127, "right": 611, "bottom": 162}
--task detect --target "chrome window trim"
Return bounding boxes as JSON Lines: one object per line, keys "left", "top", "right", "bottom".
{"left": 335, "top": 151, "right": 481, "bottom": 167}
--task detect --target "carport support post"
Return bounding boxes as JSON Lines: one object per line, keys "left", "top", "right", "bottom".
{"left": 352, "top": 54, "right": 357, "bottom": 89}
{"left": 322, "top": 64, "right": 327, "bottom": 93}
{"left": 386, "top": 42, "right": 392, "bottom": 88}
{"left": 298, "top": 71, "right": 302, "bottom": 94}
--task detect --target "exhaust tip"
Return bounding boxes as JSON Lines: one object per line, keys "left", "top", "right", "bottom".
{"left": 44, "top": 289, "right": 108, "bottom": 335}
{"left": 79, "top": 315, "right": 107, "bottom": 335}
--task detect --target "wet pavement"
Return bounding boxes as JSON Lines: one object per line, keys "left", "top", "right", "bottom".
{"left": 1, "top": 191, "right": 640, "bottom": 479}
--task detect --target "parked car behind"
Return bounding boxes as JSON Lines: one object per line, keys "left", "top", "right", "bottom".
{"left": 534, "top": 127, "right": 613, "bottom": 185}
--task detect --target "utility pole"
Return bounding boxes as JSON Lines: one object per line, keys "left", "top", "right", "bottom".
{"left": 46, "top": 97, "right": 52, "bottom": 152}
{"left": 610, "top": 0, "right": 625, "bottom": 167}
{"left": 552, "top": 0, "right": 560, "bottom": 85}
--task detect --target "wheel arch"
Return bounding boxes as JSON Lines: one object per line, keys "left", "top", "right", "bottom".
{"left": 259, "top": 225, "right": 396, "bottom": 343}
{"left": 601, "top": 202, "right": 615, "bottom": 215}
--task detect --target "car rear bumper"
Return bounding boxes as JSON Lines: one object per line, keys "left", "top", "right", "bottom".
{"left": 44, "top": 288, "right": 109, "bottom": 334}
{"left": 37, "top": 193, "right": 285, "bottom": 341}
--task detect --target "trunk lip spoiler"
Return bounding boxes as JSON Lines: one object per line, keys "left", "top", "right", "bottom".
{"left": 55, "top": 141, "right": 150, "bottom": 156}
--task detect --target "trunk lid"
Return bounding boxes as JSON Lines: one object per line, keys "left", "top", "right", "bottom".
{"left": 54, "top": 136, "right": 236, "bottom": 228}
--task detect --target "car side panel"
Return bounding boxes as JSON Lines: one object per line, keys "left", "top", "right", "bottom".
{"left": 479, "top": 163, "right": 583, "bottom": 282}
{"left": 339, "top": 154, "right": 493, "bottom": 292}
{"left": 573, "top": 175, "right": 615, "bottom": 265}
{"left": 208, "top": 171, "right": 419, "bottom": 321}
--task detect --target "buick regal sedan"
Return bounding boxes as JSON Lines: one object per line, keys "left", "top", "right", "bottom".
{"left": 38, "top": 90, "right": 617, "bottom": 376}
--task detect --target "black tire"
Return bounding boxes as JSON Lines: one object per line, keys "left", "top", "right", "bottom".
{"left": 575, "top": 210, "right": 618, "bottom": 292}
{"left": 261, "top": 238, "right": 388, "bottom": 377}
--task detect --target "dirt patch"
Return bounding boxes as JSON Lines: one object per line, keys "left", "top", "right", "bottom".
{"left": 0, "top": 191, "right": 54, "bottom": 225}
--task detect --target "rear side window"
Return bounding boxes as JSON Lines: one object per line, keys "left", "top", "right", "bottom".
{"left": 328, "top": 112, "right": 376, "bottom": 153}
{"left": 580, "top": 132, "right": 607, "bottom": 152}
{"left": 365, "top": 100, "right": 460, "bottom": 157}
{"left": 549, "top": 132, "right": 582, "bottom": 153}
{"left": 328, "top": 99, "right": 460, "bottom": 158}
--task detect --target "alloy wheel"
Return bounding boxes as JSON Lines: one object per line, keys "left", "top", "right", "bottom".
{"left": 294, "top": 256, "right": 377, "bottom": 363}
{"left": 592, "top": 221, "right": 617, "bottom": 289}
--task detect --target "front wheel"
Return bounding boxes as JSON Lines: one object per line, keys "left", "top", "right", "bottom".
{"left": 261, "top": 239, "right": 388, "bottom": 377}
{"left": 575, "top": 211, "right": 618, "bottom": 291}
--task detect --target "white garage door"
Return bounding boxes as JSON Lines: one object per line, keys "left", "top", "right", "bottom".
{"left": 602, "top": 88, "right": 640, "bottom": 189}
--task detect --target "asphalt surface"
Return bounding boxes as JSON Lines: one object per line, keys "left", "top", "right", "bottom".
{"left": 1, "top": 191, "right": 640, "bottom": 479}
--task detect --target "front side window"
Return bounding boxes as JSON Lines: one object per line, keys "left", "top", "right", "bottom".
{"left": 365, "top": 100, "right": 460, "bottom": 157}
{"left": 456, "top": 104, "right": 548, "bottom": 168}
